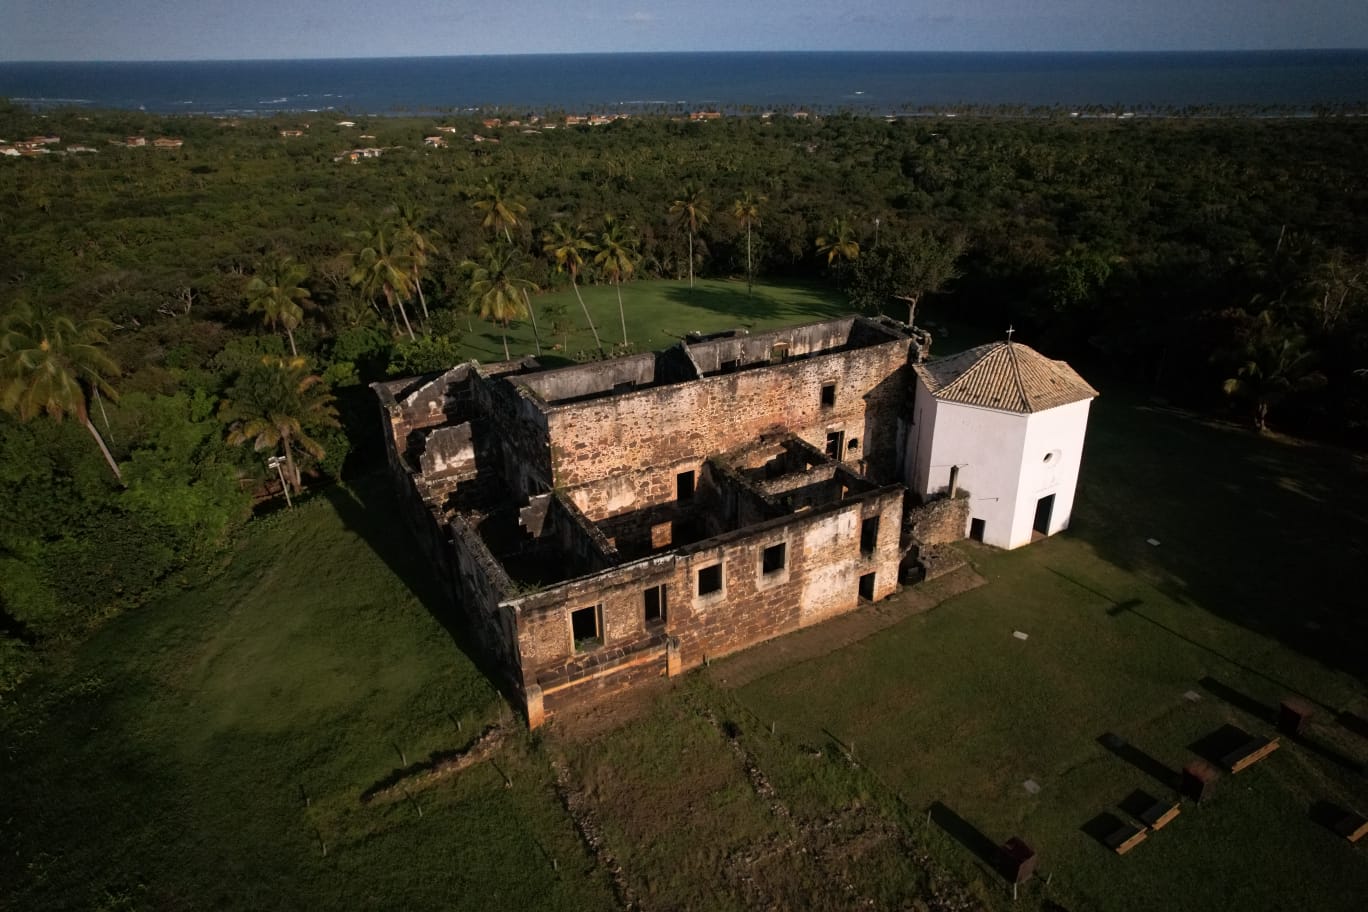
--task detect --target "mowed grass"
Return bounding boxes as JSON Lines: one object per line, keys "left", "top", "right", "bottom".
{"left": 0, "top": 479, "right": 616, "bottom": 912}
{"left": 731, "top": 393, "right": 1368, "bottom": 911}
{"left": 452, "top": 277, "right": 851, "bottom": 364}
{"left": 7, "top": 288, "right": 1368, "bottom": 911}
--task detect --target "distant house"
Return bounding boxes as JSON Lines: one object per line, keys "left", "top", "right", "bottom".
{"left": 0, "top": 146, "right": 20, "bottom": 157}
{"left": 564, "top": 115, "right": 587, "bottom": 126}
{"left": 689, "top": 111, "right": 722, "bottom": 121}
{"left": 279, "top": 129, "right": 305, "bottom": 137}
{"left": 359, "top": 134, "right": 376, "bottom": 140}
{"left": 436, "top": 125, "right": 458, "bottom": 133}
{"left": 65, "top": 145, "right": 98, "bottom": 154}
{"left": 482, "top": 118, "right": 503, "bottom": 129}
{"left": 152, "top": 137, "right": 183, "bottom": 149}
{"left": 125, "top": 136, "right": 148, "bottom": 147}
{"left": 29, "top": 135, "right": 61, "bottom": 145}
{"left": 423, "top": 136, "right": 446, "bottom": 147}
{"left": 336, "top": 120, "right": 357, "bottom": 127}
{"left": 906, "top": 339, "right": 1098, "bottom": 550}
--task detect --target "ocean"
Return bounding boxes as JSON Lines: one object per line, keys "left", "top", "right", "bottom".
{"left": 2, "top": 51, "right": 1367, "bottom": 116}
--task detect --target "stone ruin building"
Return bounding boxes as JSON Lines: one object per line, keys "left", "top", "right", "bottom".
{"left": 372, "top": 315, "right": 1096, "bottom": 727}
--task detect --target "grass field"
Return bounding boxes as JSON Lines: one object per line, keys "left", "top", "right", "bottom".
{"left": 0, "top": 486, "right": 616, "bottom": 911}
{"left": 729, "top": 393, "right": 1368, "bottom": 911}
{"left": 451, "top": 277, "right": 860, "bottom": 365}
{"left": 4, "top": 287, "right": 1367, "bottom": 910}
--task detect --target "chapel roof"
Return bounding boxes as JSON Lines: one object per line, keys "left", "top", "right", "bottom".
{"left": 913, "top": 340, "right": 1098, "bottom": 414}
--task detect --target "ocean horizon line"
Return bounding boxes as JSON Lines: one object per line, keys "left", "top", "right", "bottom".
{"left": 5, "top": 50, "right": 1366, "bottom": 115}
{"left": 4, "top": 48, "right": 1368, "bottom": 66}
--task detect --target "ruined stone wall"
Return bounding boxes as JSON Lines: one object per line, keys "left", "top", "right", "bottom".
{"left": 472, "top": 374, "right": 553, "bottom": 500}
{"left": 565, "top": 454, "right": 706, "bottom": 523}
{"left": 448, "top": 514, "right": 521, "bottom": 679}
{"left": 905, "top": 494, "right": 971, "bottom": 546}
{"left": 544, "top": 337, "right": 913, "bottom": 493}
{"left": 507, "top": 486, "right": 905, "bottom": 722}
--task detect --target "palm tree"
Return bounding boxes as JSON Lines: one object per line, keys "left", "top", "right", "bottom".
{"left": 463, "top": 245, "right": 535, "bottom": 361}
{"left": 220, "top": 356, "right": 339, "bottom": 495}
{"left": 245, "top": 254, "right": 311, "bottom": 356}
{"left": 543, "top": 221, "right": 603, "bottom": 353}
{"left": 731, "top": 192, "right": 765, "bottom": 295}
{"left": 472, "top": 182, "right": 527, "bottom": 245}
{"left": 1222, "top": 310, "right": 1327, "bottom": 432}
{"left": 594, "top": 216, "right": 640, "bottom": 345}
{"left": 668, "top": 187, "right": 710, "bottom": 288}
{"left": 816, "top": 217, "right": 860, "bottom": 267}
{"left": 394, "top": 203, "right": 439, "bottom": 323}
{"left": 348, "top": 226, "right": 417, "bottom": 341}
{"left": 0, "top": 303, "right": 122, "bottom": 482}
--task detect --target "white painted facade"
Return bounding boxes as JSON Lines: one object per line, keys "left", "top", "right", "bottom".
{"left": 906, "top": 379, "right": 1092, "bottom": 550}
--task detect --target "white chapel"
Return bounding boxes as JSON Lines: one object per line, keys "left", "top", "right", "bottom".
{"left": 905, "top": 338, "right": 1099, "bottom": 550}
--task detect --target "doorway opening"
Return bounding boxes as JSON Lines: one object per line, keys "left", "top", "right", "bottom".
{"left": 1033, "top": 494, "right": 1055, "bottom": 540}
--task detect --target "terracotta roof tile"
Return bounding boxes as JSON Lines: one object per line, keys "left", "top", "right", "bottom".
{"left": 914, "top": 341, "right": 1098, "bottom": 413}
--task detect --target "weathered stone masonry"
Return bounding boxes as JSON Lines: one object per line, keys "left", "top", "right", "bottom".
{"left": 373, "top": 316, "right": 941, "bottom": 727}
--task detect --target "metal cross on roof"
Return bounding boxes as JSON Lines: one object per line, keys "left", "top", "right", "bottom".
{"left": 1006, "top": 325, "right": 1015, "bottom": 342}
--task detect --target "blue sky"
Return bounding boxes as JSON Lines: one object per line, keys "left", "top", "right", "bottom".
{"left": 4, "top": 1, "right": 1366, "bottom": 61}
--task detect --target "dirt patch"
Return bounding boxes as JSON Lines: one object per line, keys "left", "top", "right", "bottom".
{"left": 709, "top": 563, "right": 986, "bottom": 690}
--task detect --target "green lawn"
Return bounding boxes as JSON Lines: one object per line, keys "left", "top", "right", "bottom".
{"left": 6, "top": 296, "right": 1368, "bottom": 911}
{"left": 453, "top": 277, "right": 855, "bottom": 364}
{"left": 729, "top": 393, "right": 1368, "bottom": 911}
{"left": 0, "top": 480, "right": 615, "bottom": 911}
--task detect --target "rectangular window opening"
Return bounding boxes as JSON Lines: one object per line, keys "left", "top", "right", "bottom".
{"left": 820, "top": 382, "right": 837, "bottom": 408}
{"left": 826, "top": 431, "right": 845, "bottom": 461}
{"left": 697, "top": 563, "right": 723, "bottom": 596}
{"left": 644, "top": 585, "right": 667, "bottom": 625}
{"left": 970, "top": 518, "right": 986, "bottom": 542}
{"left": 769, "top": 343, "right": 789, "bottom": 364}
{"left": 676, "top": 470, "right": 695, "bottom": 501}
{"left": 571, "top": 605, "right": 603, "bottom": 652}
{"left": 762, "top": 542, "right": 787, "bottom": 574}
{"left": 860, "top": 515, "right": 880, "bottom": 555}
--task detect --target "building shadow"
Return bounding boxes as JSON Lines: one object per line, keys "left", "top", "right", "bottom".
{"left": 322, "top": 475, "right": 523, "bottom": 710}
{"left": 1097, "top": 732, "right": 1182, "bottom": 790}
{"left": 927, "top": 801, "right": 1002, "bottom": 871}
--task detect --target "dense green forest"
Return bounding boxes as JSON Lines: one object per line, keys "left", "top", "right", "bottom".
{"left": 2, "top": 101, "right": 1366, "bottom": 695}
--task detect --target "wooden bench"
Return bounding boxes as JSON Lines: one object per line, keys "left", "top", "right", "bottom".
{"left": 1137, "top": 797, "right": 1181, "bottom": 831}
{"left": 1104, "top": 821, "right": 1148, "bottom": 855}
{"left": 1333, "top": 811, "right": 1368, "bottom": 843}
{"left": 1222, "top": 733, "right": 1280, "bottom": 773}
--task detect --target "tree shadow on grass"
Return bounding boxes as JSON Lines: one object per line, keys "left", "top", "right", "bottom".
{"left": 659, "top": 282, "right": 845, "bottom": 325}
{"left": 1067, "top": 392, "right": 1368, "bottom": 689}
